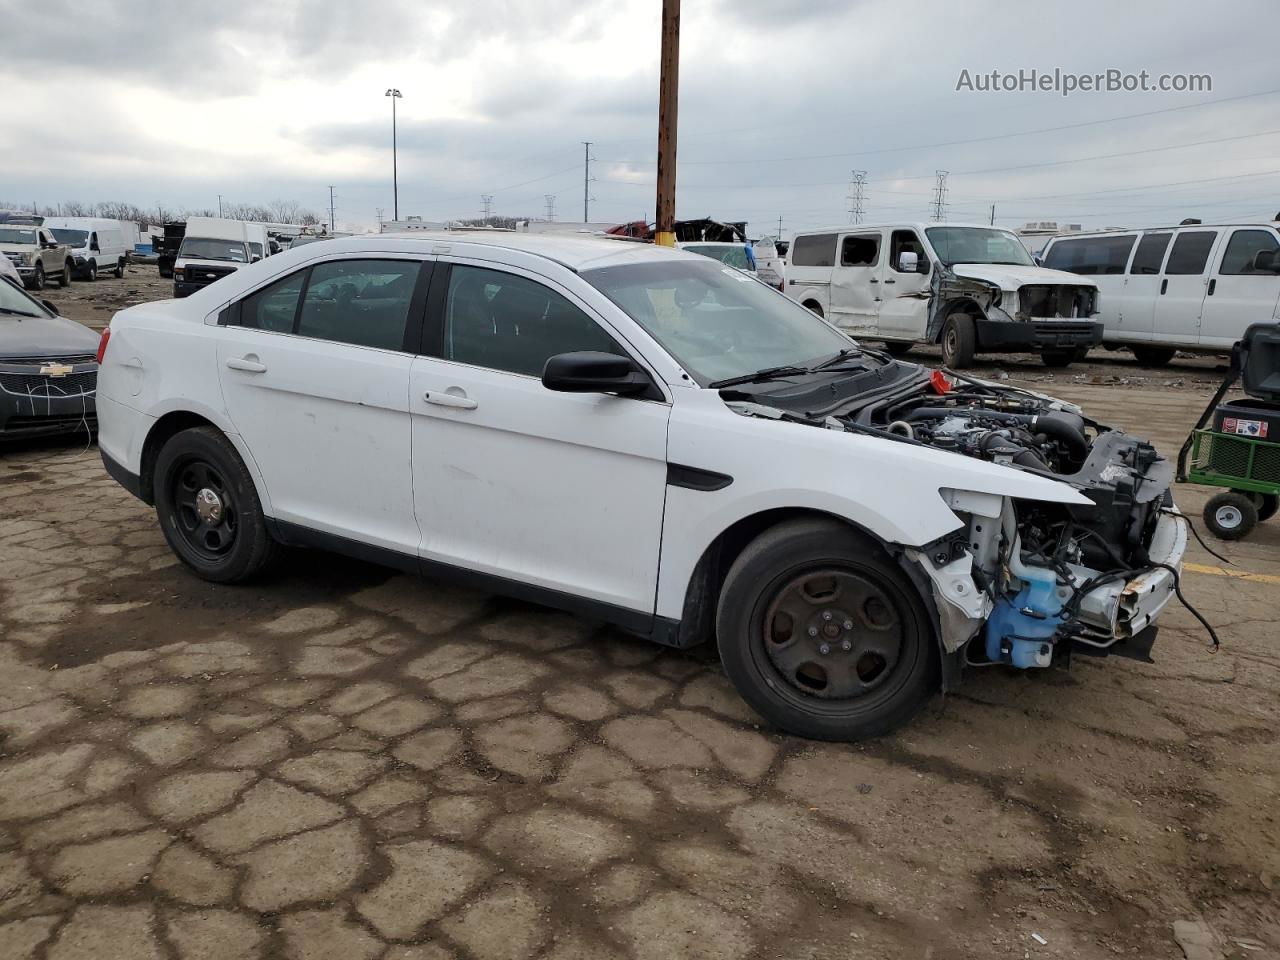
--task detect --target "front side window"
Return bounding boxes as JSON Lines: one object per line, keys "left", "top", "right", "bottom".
{"left": 582, "top": 258, "right": 852, "bottom": 386}
{"left": 443, "top": 265, "right": 623, "bottom": 377}
{"left": 925, "top": 227, "right": 1034, "bottom": 267}
{"left": 1163, "top": 231, "right": 1218, "bottom": 275}
{"left": 791, "top": 233, "right": 837, "bottom": 267}
{"left": 1129, "top": 232, "right": 1172, "bottom": 275}
{"left": 840, "top": 234, "right": 879, "bottom": 267}
{"left": 888, "top": 230, "right": 926, "bottom": 273}
{"left": 1219, "top": 229, "right": 1280, "bottom": 275}
{"left": 1042, "top": 235, "right": 1136, "bottom": 275}
{"left": 297, "top": 259, "right": 420, "bottom": 350}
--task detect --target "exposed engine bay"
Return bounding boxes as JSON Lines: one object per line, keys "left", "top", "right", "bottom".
{"left": 722, "top": 353, "right": 1189, "bottom": 669}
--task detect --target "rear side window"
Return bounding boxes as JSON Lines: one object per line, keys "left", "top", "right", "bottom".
{"left": 1163, "top": 232, "right": 1217, "bottom": 275}
{"left": 1129, "top": 232, "right": 1172, "bottom": 275}
{"left": 1043, "top": 235, "right": 1136, "bottom": 275}
{"left": 241, "top": 271, "right": 305, "bottom": 332}
{"left": 840, "top": 234, "right": 879, "bottom": 267}
{"left": 1219, "top": 229, "right": 1280, "bottom": 275}
{"left": 297, "top": 260, "right": 421, "bottom": 350}
{"left": 791, "top": 233, "right": 837, "bottom": 267}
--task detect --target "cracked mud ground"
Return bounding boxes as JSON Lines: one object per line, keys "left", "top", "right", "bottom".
{"left": 1, "top": 368, "right": 1277, "bottom": 959}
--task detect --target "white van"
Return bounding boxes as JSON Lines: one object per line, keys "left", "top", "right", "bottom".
{"left": 244, "top": 222, "right": 270, "bottom": 262}
{"left": 787, "top": 222, "right": 1103, "bottom": 368}
{"left": 173, "top": 217, "right": 253, "bottom": 298}
{"left": 44, "top": 217, "right": 130, "bottom": 280}
{"left": 1041, "top": 222, "right": 1280, "bottom": 365}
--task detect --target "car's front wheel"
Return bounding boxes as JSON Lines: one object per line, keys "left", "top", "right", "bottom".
{"left": 154, "top": 426, "right": 281, "bottom": 583}
{"left": 28, "top": 264, "right": 45, "bottom": 291}
{"left": 940, "top": 313, "right": 976, "bottom": 368}
{"left": 58, "top": 262, "right": 72, "bottom": 287}
{"left": 716, "top": 518, "right": 938, "bottom": 741}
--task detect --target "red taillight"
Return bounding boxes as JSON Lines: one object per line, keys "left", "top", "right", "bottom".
{"left": 95, "top": 327, "right": 111, "bottom": 365}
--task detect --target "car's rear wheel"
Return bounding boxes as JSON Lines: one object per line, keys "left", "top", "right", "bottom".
{"left": 1203, "top": 491, "right": 1257, "bottom": 540}
{"left": 1132, "top": 345, "right": 1175, "bottom": 367}
{"left": 940, "top": 313, "right": 976, "bottom": 368}
{"left": 114, "top": 258, "right": 125, "bottom": 278}
{"left": 716, "top": 518, "right": 937, "bottom": 741}
{"left": 154, "top": 426, "right": 281, "bottom": 583}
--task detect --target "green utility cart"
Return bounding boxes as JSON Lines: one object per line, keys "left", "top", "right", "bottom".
{"left": 1178, "top": 322, "right": 1280, "bottom": 540}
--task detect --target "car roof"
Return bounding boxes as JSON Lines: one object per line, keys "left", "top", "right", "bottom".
{"left": 347, "top": 230, "right": 699, "bottom": 272}
{"left": 791, "top": 221, "right": 1011, "bottom": 238}
{"left": 1044, "top": 222, "right": 1280, "bottom": 242}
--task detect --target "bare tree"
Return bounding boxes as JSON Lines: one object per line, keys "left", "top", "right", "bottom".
{"left": 266, "top": 199, "right": 303, "bottom": 224}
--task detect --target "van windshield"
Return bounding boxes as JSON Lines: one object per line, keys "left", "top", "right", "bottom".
{"left": 180, "top": 238, "right": 249, "bottom": 263}
{"left": 925, "top": 227, "right": 1034, "bottom": 267}
{"left": 51, "top": 229, "right": 89, "bottom": 246}
{"left": 0, "top": 228, "right": 38, "bottom": 245}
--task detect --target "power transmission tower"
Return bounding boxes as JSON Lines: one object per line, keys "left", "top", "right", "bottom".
{"left": 846, "top": 171, "right": 867, "bottom": 224}
{"left": 376, "top": 208, "right": 385, "bottom": 232}
{"left": 481, "top": 195, "right": 494, "bottom": 222}
{"left": 544, "top": 195, "right": 557, "bottom": 221}
{"left": 930, "top": 171, "right": 949, "bottom": 222}
{"left": 328, "top": 186, "right": 336, "bottom": 232}
{"left": 582, "top": 142, "right": 594, "bottom": 222}
{"left": 777, "top": 215, "right": 783, "bottom": 240}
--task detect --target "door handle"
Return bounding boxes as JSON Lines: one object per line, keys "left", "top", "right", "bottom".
{"left": 424, "top": 390, "right": 478, "bottom": 410}
{"left": 1160, "top": 279, "right": 1168, "bottom": 295}
{"left": 1207, "top": 278, "right": 1217, "bottom": 296}
{"left": 869, "top": 278, "right": 879, "bottom": 283}
{"left": 225, "top": 357, "right": 267, "bottom": 373}
{"left": 883, "top": 278, "right": 896, "bottom": 284}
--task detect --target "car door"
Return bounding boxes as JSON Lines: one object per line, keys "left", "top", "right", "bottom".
{"left": 1114, "top": 231, "right": 1173, "bottom": 342}
{"left": 785, "top": 233, "right": 837, "bottom": 315}
{"left": 1152, "top": 230, "right": 1219, "bottom": 345}
{"left": 1198, "top": 227, "right": 1280, "bottom": 349}
{"left": 876, "top": 229, "right": 931, "bottom": 340}
{"left": 829, "top": 231, "right": 883, "bottom": 336}
{"left": 409, "top": 259, "right": 670, "bottom": 614}
{"left": 216, "top": 255, "right": 431, "bottom": 554}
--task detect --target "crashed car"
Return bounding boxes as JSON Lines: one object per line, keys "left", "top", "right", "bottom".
{"left": 95, "top": 233, "right": 1185, "bottom": 741}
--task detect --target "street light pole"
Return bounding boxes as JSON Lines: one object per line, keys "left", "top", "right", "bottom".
{"left": 385, "top": 88, "right": 402, "bottom": 222}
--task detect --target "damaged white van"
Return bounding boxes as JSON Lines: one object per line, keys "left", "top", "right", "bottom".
{"left": 787, "top": 222, "right": 1103, "bottom": 368}
{"left": 95, "top": 232, "right": 1187, "bottom": 740}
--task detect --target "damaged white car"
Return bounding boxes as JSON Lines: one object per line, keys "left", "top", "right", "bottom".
{"left": 95, "top": 233, "right": 1188, "bottom": 740}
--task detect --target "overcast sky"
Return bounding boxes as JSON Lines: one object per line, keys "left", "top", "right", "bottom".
{"left": 3, "top": 0, "right": 1278, "bottom": 235}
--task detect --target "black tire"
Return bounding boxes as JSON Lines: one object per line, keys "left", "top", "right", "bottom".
{"left": 154, "top": 426, "right": 281, "bottom": 583}
{"left": 940, "top": 312, "right": 977, "bottom": 368}
{"left": 882, "top": 341, "right": 914, "bottom": 357}
{"left": 1203, "top": 491, "right": 1257, "bottom": 541}
{"left": 1246, "top": 492, "right": 1279, "bottom": 523}
{"left": 28, "top": 264, "right": 45, "bottom": 291}
{"left": 1132, "top": 345, "right": 1175, "bottom": 367}
{"left": 58, "top": 262, "right": 72, "bottom": 287}
{"left": 716, "top": 518, "right": 938, "bottom": 741}
{"left": 802, "top": 301, "right": 824, "bottom": 318}
{"left": 1040, "top": 349, "right": 1075, "bottom": 368}
{"left": 85, "top": 259, "right": 98, "bottom": 282}
{"left": 114, "top": 258, "right": 125, "bottom": 279}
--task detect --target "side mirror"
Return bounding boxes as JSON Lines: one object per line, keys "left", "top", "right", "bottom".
{"left": 251, "top": 255, "right": 262, "bottom": 263}
{"left": 1033, "top": 255, "right": 1044, "bottom": 266}
{"left": 542, "top": 351, "right": 651, "bottom": 396}
{"left": 1252, "top": 249, "right": 1279, "bottom": 273}
{"left": 43, "top": 240, "right": 58, "bottom": 249}
{"left": 897, "top": 251, "right": 918, "bottom": 273}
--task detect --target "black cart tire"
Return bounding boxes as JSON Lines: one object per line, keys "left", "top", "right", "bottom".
{"left": 114, "top": 258, "right": 125, "bottom": 278}
{"left": 1132, "top": 345, "right": 1176, "bottom": 367}
{"left": 882, "top": 341, "right": 914, "bottom": 357}
{"left": 154, "top": 426, "right": 281, "bottom": 583}
{"left": 1204, "top": 491, "right": 1257, "bottom": 540}
{"left": 940, "top": 313, "right": 977, "bottom": 368}
{"left": 1246, "top": 492, "right": 1278, "bottom": 522}
{"left": 716, "top": 518, "right": 938, "bottom": 741}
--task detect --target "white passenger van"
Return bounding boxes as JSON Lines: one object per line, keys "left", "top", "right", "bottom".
{"left": 787, "top": 222, "right": 1102, "bottom": 368}
{"left": 1041, "top": 222, "right": 1280, "bottom": 366}
{"left": 173, "top": 217, "right": 253, "bottom": 298}
{"left": 244, "top": 222, "right": 271, "bottom": 262}
{"left": 44, "top": 217, "right": 130, "bottom": 280}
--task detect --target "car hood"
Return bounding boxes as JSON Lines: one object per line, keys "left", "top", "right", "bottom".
{"left": 952, "top": 263, "right": 1096, "bottom": 291}
{"left": 0, "top": 313, "right": 101, "bottom": 358}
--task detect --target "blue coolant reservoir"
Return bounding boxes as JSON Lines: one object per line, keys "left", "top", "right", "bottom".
{"left": 984, "top": 563, "right": 1064, "bottom": 668}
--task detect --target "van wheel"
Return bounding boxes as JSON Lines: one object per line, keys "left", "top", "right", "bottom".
{"left": 1132, "top": 345, "right": 1175, "bottom": 367}
{"left": 940, "top": 313, "right": 977, "bottom": 368}
{"left": 85, "top": 260, "right": 98, "bottom": 282}
{"left": 716, "top": 518, "right": 937, "bottom": 741}
{"left": 882, "top": 341, "right": 914, "bottom": 357}
{"left": 154, "top": 426, "right": 281, "bottom": 583}
{"left": 1040, "top": 349, "right": 1075, "bottom": 368}
{"left": 1203, "top": 491, "right": 1257, "bottom": 540}
{"left": 27, "top": 264, "right": 45, "bottom": 291}
{"left": 114, "top": 258, "right": 125, "bottom": 279}
{"left": 802, "top": 301, "right": 824, "bottom": 318}
{"left": 58, "top": 263, "right": 72, "bottom": 287}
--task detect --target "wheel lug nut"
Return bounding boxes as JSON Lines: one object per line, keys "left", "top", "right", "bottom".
{"left": 843, "top": 620, "right": 853, "bottom": 630}
{"left": 818, "top": 643, "right": 831, "bottom": 655}
{"left": 822, "top": 611, "right": 833, "bottom": 621}
{"left": 807, "top": 627, "right": 819, "bottom": 637}
{"left": 841, "top": 640, "right": 852, "bottom": 651}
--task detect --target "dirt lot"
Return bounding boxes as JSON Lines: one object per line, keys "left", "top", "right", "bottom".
{"left": 1, "top": 274, "right": 1277, "bottom": 959}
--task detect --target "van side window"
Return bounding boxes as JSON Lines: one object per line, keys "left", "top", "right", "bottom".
{"left": 1163, "top": 232, "right": 1217, "bottom": 275}
{"left": 888, "top": 231, "right": 925, "bottom": 273}
{"left": 1129, "top": 232, "right": 1172, "bottom": 274}
{"left": 840, "top": 235, "right": 879, "bottom": 267}
{"left": 791, "top": 234, "right": 837, "bottom": 268}
{"left": 1219, "top": 230, "right": 1280, "bottom": 275}
{"left": 1043, "top": 235, "right": 1135, "bottom": 275}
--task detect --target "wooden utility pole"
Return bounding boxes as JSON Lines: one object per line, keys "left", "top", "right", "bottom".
{"left": 654, "top": 0, "right": 680, "bottom": 247}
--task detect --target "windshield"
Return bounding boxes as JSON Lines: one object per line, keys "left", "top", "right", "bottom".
{"left": 0, "top": 276, "right": 47, "bottom": 318}
{"left": 581, "top": 258, "right": 853, "bottom": 385}
{"left": 925, "top": 227, "right": 1034, "bottom": 267}
{"left": 179, "top": 238, "right": 249, "bottom": 263}
{"left": 683, "top": 244, "right": 754, "bottom": 271}
{"left": 51, "top": 229, "right": 89, "bottom": 246}
{"left": 0, "top": 228, "right": 38, "bottom": 245}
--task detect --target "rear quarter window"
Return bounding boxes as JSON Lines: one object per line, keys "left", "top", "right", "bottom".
{"left": 791, "top": 234, "right": 837, "bottom": 268}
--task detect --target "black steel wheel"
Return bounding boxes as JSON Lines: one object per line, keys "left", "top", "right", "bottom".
{"left": 154, "top": 426, "right": 281, "bottom": 582}
{"left": 1203, "top": 491, "right": 1257, "bottom": 541}
{"left": 717, "top": 518, "right": 937, "bottom": 741}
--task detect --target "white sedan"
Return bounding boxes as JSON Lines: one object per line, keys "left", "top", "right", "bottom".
{"left": 95, "top": 231, "right": 1185, "bottom": 740}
